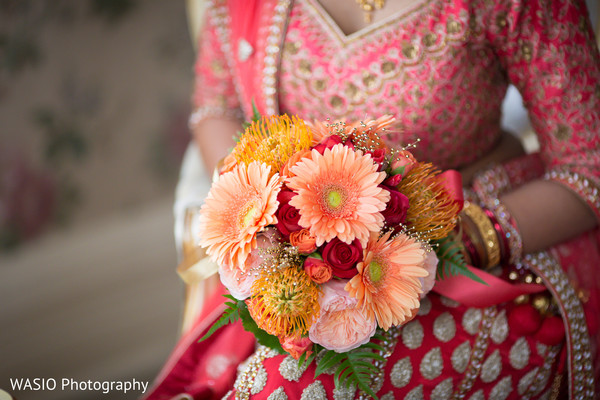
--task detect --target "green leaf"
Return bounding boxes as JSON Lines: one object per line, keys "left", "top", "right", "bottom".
{"left": 434, "top": 236, "right": 487, "bottom": 285}
{"left": 314, "top": 343, "right": 385, "bottom": 400}
{"left": 251, "top": 101, "right": 262, "bottom": 123}
{"left": 198, "top": 295, "right": 241, "bottom": 342}
{"left": 238, "top": 303, "right": 285, "bottom": 354}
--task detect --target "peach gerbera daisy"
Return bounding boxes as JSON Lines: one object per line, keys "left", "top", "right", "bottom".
{"left": 199, "top": 161, "right": 282, "bottom": 268}
{"left": 287, "top": 144, "right": 390, "bottom": 246}
{"left": 345, "top": 232, "right": 427, "bottom": 331}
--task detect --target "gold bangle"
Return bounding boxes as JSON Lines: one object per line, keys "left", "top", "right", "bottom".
{"left": 462, "top": 202, "right": 501, "bottom": 269}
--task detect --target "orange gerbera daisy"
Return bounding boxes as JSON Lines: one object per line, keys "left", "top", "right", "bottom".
{"left": 199, "top": 161, "right": 282, "bottom": 268}
{"left": 287, "top": 144, "right": 390, "bottom": 246}
{"left": 345, "top": 232, "right": 427, "bottom": 331}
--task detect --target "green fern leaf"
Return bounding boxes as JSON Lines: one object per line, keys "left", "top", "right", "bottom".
{"left": 198, "top": 294, "right": 241, "bottom": 342}
{"left": 434, "top": 236, "right": 487, "bottom": 285}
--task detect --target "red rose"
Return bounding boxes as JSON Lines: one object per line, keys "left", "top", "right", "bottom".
{"left": 322, "top": 238, "right": 362, "bottom": 278}
{"left": 312, "top": 135, "right": 354, "bottom": 154}
{"left": 276, "top": 190, "right": 302, "bottom": 237}
{"left": 380, "top": 185, "right": 409, "bottom": 225}
{"left": 366, "top": 148, "right": 387, "bottom": 171}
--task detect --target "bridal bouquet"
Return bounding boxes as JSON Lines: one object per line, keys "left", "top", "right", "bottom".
{"left": 199, "top": 114, "right": 477, "bottom": 397}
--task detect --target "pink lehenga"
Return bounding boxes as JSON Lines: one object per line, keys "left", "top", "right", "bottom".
{"left": 144, "top": 0, "right": 600, "bottom": 399}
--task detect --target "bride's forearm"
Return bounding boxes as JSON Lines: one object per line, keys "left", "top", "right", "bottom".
{"left": 459, "top": 132, "right": 525, "bottom": 185}
{"left": 192, "top": 118, "right": 242, "bottom": 172}
{"left": 500, "top": 180, "right": 597, "bottom": 254}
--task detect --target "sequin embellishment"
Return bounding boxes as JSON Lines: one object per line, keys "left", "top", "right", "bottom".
{"left": 267, "top": 387, "right": 289, "bottom": 400}
{"left": 420, "top": 347, "right": 443, "bottom": 380}
{"left": 433, "top": 312, "right": 456, "bottom": 343}
{"left": 509, "top": 337, "right": 530, "bottom": 370}
{"left": 391, "top": 357, "right": 413, "bottom": 388}
{"left": 480, "top": 349, "right": 502, "bottom": 383}
{"left": 489, "top": 376, "right": 512, "bottom": 400}
{"left": 279, "top": 355, "right": 307, "bottom": 382}
{"left": 462, "top": 308, "right": 482, "bottom": 335}
{"left": 402, "top": 320, "right": 424, "bottom": 349}
{"left": 300, "top": 381, "right": 327, "bottom": 400}
{"left": 431, "top": 377, "right": 453, "bottom": 400}
{"left": 490, "top": 310, "right": 509, "bottom": 344}
{"left": 451, "top": 341, "right": 471, "bottom": 373}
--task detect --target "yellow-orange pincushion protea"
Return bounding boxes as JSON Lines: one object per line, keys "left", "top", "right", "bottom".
{"left": 346, "top": 232, "right": 427, "bottom": 331}
{"left": 232, "top": 115, "right": 312, "bottom": 176}
{"left": 247, "top": 266, "right": 321, "bottom": 338}
{"left": 199, "top": 161, "right": 282, "bottom": 268}
{"left": 286, "top": 144, "right": 390, "bottom": 246}
{"left": 396, "top": 162, "right": 460, "bottom": 241}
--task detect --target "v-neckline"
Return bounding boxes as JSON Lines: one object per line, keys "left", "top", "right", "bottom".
{"left": 304, "top": 0, "right": 430, "bottom": 46}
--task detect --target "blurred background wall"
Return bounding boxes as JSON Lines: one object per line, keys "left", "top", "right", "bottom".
{"left": 0, "top": 1, "right": 195, "bottom": 399}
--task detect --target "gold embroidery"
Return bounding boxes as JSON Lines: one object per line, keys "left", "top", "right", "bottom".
{"left": 279, "top": 355, "right": 308, "bottom": 382}
{"left": 267, "top": 387, "right": 289, "bottom": 400}
{"left": 402, "top": 320, "right": 424, "bottom": 349}
{"left": 433, "top": 312, "right": 457, "bottom": 343}
{"left": 523, "top": 252, "right": 595, "bottom": 399}
{"left": 420, "top": 347, "right": 444, "bottom": 380}
{"left": 431, "top": 378, "right": 453, "bottom": 400}
{"left": 461, "top": 308, "right": 482, "bottom": 335}
{"left": 518, "top": 367, "right": 539, "bottom": 395}
{"left": 454, "top": 307, "right": 498, "bottom": 396}
{"left": 490, "top": 310, "right": 509, "bottom": 344}
{"left": 418, "top": 296, "right": 432, "bottom": 316}
{"left": 480, "top": 349, "right": 502, "bottom": 383}
{"left": 489, "top": 376, "right": 512, "bottom": 400}
{"left": 466, "top": 389, "right": 484, "bottom": 400}
{"left": 300, "top": 381, "right": 327, "bottom": 400}
{"left": 509, "top": 337, "right": 531, "bottom": 370}
{"left": 404, "top": 385, "right": 424, "bottom": 400}
{"left": 381, "top": 60, "right": 396, "bottom": 74}
{"left": 332, "top": 382, "right": 356, "bottom": 400}
{"left": 451, "top": 341, "right": 471, "bottom": 374}
{"left": 390, "top": 357, "right": 413, "bottom": 388}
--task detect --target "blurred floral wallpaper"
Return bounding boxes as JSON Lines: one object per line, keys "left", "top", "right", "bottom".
{"left": 0, "top": 0, "right": 195, "bottom": 249}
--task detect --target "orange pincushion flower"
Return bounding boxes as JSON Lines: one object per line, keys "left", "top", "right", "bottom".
{"left": 247, "top": 266, "right": 321, "bottom": 338}
{"left": 232, "top": 115, "right": 312, "bottom": 176}
{"left": 199, "top": 161, "right": 282, "bottom": 268}
{"left": 397, "top": 162, "right": 460, "bottom": 241}
{"left": 287, "top": 144, "right": 390, "bottom": 246}
{"left": 345, "top": 232, "right": 427, "bottom": 331}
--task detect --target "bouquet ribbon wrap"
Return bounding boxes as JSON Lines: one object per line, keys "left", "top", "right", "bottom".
{"left": 432, "top": 170, "right": 545, "bottom": 308}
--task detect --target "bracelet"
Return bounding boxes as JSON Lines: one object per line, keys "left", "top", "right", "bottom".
{"left": 483, "top": 208, "right": 509, "bottom": 264}
{"left": 188, "top": 106, "right": 244, "bottom": 129}
{"left": 461, "top": 202, "right": 502, "bottom": 269}
{"left": 490, "top": 202, "right": 523, "bottom": 265}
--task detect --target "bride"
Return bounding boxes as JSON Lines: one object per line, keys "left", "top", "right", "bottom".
{"left": 145, "top": 0, "right": 600, "bottom": 398}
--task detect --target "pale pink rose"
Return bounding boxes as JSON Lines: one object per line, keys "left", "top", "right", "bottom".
{"left": 220, "top": 228, "right": 281, "bottom": 300}
{"left": 419, "top": 250, "right": 439, "bottom": 299}
{"left": 280, "top": 335, "right": 313, "bottom": 360}
{"left": 309, "top": 280, "right": 377, "bottom": 352}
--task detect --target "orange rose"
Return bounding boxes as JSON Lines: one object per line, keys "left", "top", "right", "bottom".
{"left": 280, "top": 148, "right": 311, "bottom": 178}
{"left": 280, "top": 335, "right": 313, "bottom": 360}
{"left": 391, "top": 150, "right": 417, "bottom": 177}
{"left": 303, "top": 256, "right": 333, "bottom": 284}
{"left": 290, "top": 229, "right": 317, "bottom": 254}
